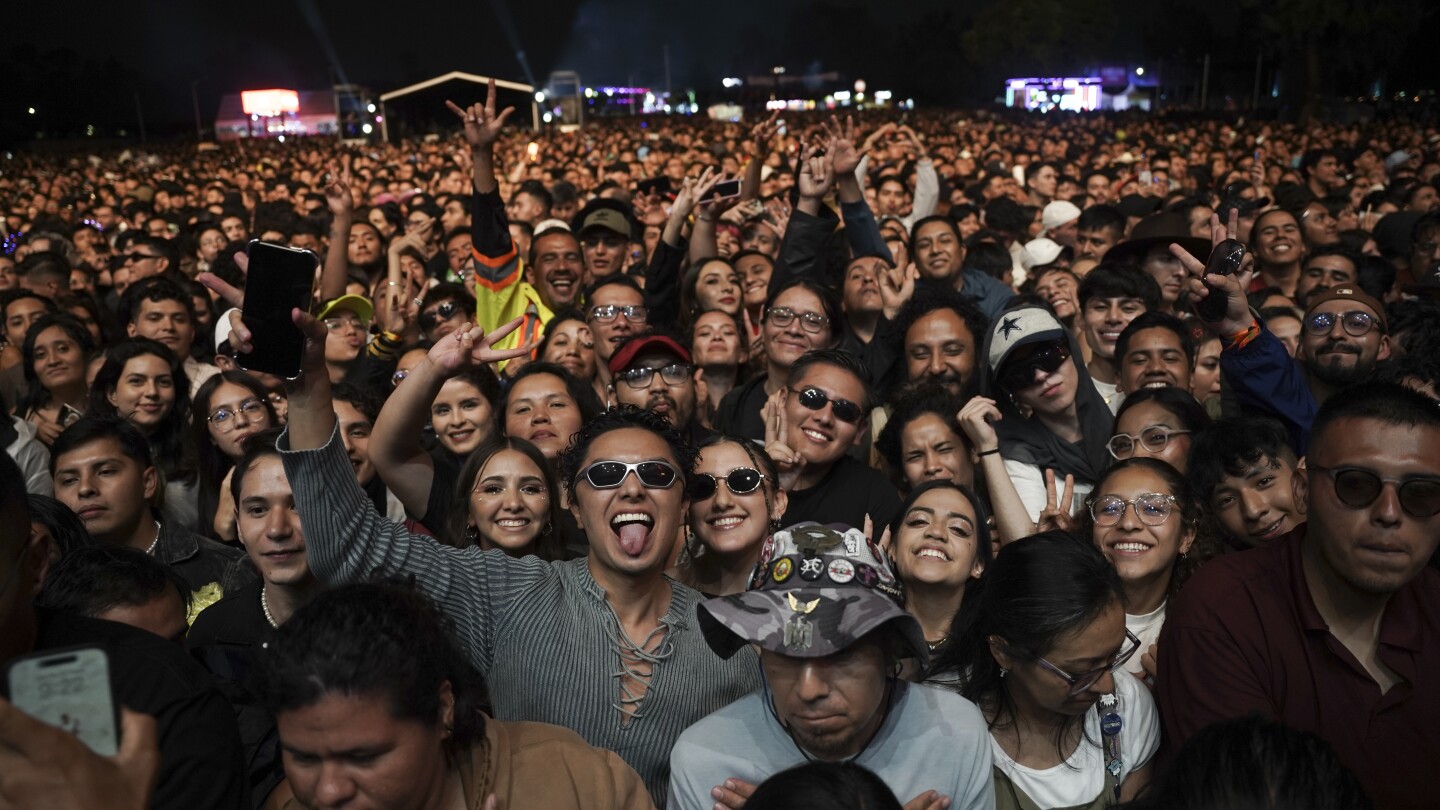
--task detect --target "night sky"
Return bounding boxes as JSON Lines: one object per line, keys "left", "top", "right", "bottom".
{"left": 6, "top": 0, "right": 1438, "bottom": 141}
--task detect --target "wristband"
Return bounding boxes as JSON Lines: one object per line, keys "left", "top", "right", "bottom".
{"left": 978, "top": 448, "right": 1001, "bottom": 458}
{"left": 1223, "top": 319, "right": 1260, "bottom": 351}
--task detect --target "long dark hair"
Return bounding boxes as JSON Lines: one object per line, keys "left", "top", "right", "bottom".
{"left": 255, "top": 580, "right": 488, "bottom": 748}
{"left": 446, "top": 435, "right": 566, "bottom": 561}
{"left": 190, "top": 371, "right": 278, "bottom": 534}
{"left": 89, "top": 338, "right": 195, "bottom": 484}
{"left": 1077, "top": 457, "right": 1217, "bottom": 598}
{"left": 891, "top": 479, "right": 993, "bottom": 575}
{"left": 931, "top": 531, "right": 1126, "bottom": 758}
{"left": 17, "top": 314, "right": 94, "bottom": 417}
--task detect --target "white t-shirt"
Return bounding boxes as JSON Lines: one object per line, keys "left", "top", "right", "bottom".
{"left": 1005, "top": 459, "right": 1094, "bottom": 524}
{"left": 1124, "top": 602, "right": 1167, "bottom": 678}
{"left": 990, "top": 667, "right": 1159, "bottom": 809}
{"left": 1092, "top": 378, "right": 1124, "bottom": 414}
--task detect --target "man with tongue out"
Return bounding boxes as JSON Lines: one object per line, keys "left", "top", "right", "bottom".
{"left": 250, "top": 296, "right": 759, "bottom": 805}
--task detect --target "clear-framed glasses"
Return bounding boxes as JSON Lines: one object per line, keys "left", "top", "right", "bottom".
{"left": 618, "top": 363, "right": 692, "bottom": 389}
{"left": 323, "top": 316, "right": 369, "bottom": 332}
{"left": 765, "top": 306, "right": 829, "bottom": 334}
{"left": 1089, "top": 493, "right": 1178, "bottom": 527}
{"left": 1304, "top": 310, "right": 1376, "bottom": 338}
{"left": 1106, "top": 427, "right": 1192, "bottom": 460}
{"left": 208, "top": 399, "right": 267, "bottom": 429}
{"left": 589, "top": 304, "right": 647, "bottom": 324}
{"left": 1031, "top": 630, "right": 1142, "bottom": 695}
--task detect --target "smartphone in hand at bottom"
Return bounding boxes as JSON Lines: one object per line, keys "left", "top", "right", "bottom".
{"left": 6, "top": 645, "right": 119, "bottom": 755}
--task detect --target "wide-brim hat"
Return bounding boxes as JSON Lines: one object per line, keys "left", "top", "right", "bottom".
{"left": 1105, "top": 212, "right": 1211, "bottom": 268}
{"left": 697, "top": 523, "right": 928, "bottom": 664}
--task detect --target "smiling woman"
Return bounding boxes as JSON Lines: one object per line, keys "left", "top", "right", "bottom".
{"left": 17, "top": 314, "right": 94, "bottom": 447}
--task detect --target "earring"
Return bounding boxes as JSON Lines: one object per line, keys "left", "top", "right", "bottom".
{"left": 999, "top": 668, "right": 1008, "bottom": 678}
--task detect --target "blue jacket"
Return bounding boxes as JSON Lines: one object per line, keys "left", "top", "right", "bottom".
{"left": 1219, "top": 323, "right": 1316, "bottom": 455}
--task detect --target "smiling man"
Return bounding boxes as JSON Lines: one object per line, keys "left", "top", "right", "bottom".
{"left": 1115, "top": 311, "right": 1194, "bottom": 395}
{"left": 772, "top": 350, "right": 901, "bottom": 530}
{"left": 1160, "top": 384, "right": 1440, "bottom": 810}
{"left": 670, "top": 522, "right": 993, "bottom": 810}
{"left": 890, "top": 284, "right": 990, "bottom": 398}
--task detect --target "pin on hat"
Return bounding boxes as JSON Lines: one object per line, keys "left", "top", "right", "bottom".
{"left": 697, "top": 522, "right": 928, "bottom": 663}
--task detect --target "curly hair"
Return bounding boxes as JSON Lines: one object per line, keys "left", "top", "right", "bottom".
{"left": 254, "top": 580, "right": 488, "bottom": 747}
{"left": 557, "top": 405, "right": 697, "bottom": 497}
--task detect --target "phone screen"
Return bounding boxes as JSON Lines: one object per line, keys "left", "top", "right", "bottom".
{"left": 238, "top": 241, "right": 318, "bottom": 379}
{"left": 7, "top": 646, "right": 118, "bottom": 756}
{"left": 708, "top": 179, "right": 742, "bottom": 200}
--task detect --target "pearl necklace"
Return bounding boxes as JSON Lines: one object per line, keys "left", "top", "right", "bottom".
{"left": 260, "top": 586, "right": 278, "bottom": 629}
{"left": 144, "top": 521, "right": 162, "bottom": 555}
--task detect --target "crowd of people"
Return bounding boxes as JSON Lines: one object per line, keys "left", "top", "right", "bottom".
{"left": 1, "top": 82, "right": 1439, "bottom": 810}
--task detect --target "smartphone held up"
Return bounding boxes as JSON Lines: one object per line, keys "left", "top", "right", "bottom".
{"left": 236, "top": 240, "right": 319, "bottom": 380}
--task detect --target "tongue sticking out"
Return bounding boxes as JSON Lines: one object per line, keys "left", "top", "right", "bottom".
{"left": 618, "top": 523, "right": 649, "bottom": 556}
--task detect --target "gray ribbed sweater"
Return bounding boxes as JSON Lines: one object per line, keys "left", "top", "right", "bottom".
{"left": 279, "top": 428, "right": 760, "bottom": 806}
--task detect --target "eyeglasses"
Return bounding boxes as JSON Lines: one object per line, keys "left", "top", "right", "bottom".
{"left": 1106, "top": 427, "right": 1192, "bottom": 460}
{"left": 998, "top": 342, "right": 1070, "bottom": 392}
{"left": 1089, "top": 492, "right": 1178, "bottom": 527}
{"left": 790, "top": 386, "right": 865, "bottom": 425}
{"left": 324, "top": 317, "right": 369, "bottom": 332}
{"left": 1030, "top": 630, "right": 1143, "bottom": 696}
{"left": 420, "top": 301, "right": 464, "bottom": 332}
{"left": 1308, "top": 464, "right": 1440, "bottom": 518}
{"left": 578, "top": 459, "right": 681, "bottom": 490}
{"left": 589, "top": 304, "right": 647, "bottom": 323}
{"left": 208, "top": 399, "right": 267, "bottom": 428}
{"left": 618, "top": 363, "right": 692, "bottom": 389}
{"left": 766, "top": 306, "right": 829, "bottom": 334}
{"left": 1304, "top": 310, "right": 1376, "bottom": 338}
{"left": 689, "top": 467, "right": 766, "bottom": 500}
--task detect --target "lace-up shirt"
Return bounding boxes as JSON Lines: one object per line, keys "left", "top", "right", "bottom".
{"left": 279, "top": 426, "right": 759, "bottom": 806}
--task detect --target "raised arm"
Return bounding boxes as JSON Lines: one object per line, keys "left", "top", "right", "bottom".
{"left": 958, "top": 397, "right": 1037, "bottom": 545}
{"left": 739, "top": 112, "right": 780, "bottom": 204}
{"left": 446, "top": 79, "right": 514, "bottom": 197}
{"left": 319, "top": 155, "right": 355, "bottom": 303}
{"left": 825, "top": 116, "right": 892, "bottom": 263}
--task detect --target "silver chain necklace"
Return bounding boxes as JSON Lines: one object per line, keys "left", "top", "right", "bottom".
{"left": 260, "top": 586, "right": 278, "bottom": 629}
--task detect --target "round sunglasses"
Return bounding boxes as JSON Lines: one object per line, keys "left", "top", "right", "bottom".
{"left": 1308, "top": 464, "right": 1440, "bottom": 517}
{"left": 689, "top": 467, "right": 766, "bottom": 500}
{"left": 578, "top": 459, "right": 681, "bottom": 490}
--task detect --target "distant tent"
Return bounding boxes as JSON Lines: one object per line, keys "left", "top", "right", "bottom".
{"left": 378, "top": 71, "right": 538, "bottom": 141}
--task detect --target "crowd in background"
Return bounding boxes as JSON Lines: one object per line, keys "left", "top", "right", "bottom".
{"left": 1, "top": 95, "right": 1439, "bottom": 810}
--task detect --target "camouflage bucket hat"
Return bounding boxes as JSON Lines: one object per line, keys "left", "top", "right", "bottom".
{"left": 697, "top": 522, "right": 929, "bottom": 665}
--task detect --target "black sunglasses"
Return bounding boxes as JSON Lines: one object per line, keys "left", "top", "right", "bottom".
{"left": 689, "top": 467, "right": 765, "bottom": 500}
{"left": 1309, "top": 464, "right": 1440, "bottom": 518}
{"left": 579, "top": 459, "right": 681, "bottom": 490}
{"left": 998, "top": 342, "right": 1070, "bottom": 392}
{"left": 420, "top": 301, "right": 464, "bottom": 332}
{"left": 790, "top": 386, "right": 865, "bottom": 425}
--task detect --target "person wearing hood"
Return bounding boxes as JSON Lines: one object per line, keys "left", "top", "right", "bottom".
{"left": 957, "top": 304, "right": 1114, "bottom": 543}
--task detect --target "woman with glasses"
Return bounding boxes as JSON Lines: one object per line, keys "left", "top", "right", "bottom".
{"left": 191, "top": 371, "right": 278, "bottom": 541}
{"left": 715, "top": 278, "right": 843, "bottom": 442}
{"left": 17, "top": 314, "right": 93, "bottom": 447}
{"left": 1108, "top": 387, "right": 1211, "bottom": 475}
{"left": 890, "top": 481, "right": 990, "bottom": 661}
{"left": 90, "top": 338, "right": 199, "bottom": 531}
{"left": 1080, "top": 458, "right": 1213, "bottom": 684}
{"left": 673, "top": 434, "right": 787, "bottom": 596}
{"left": 931, "top": 531, "right": 1159, "bottom": 807}
{"left": 963, "top": 305, "right": 1113, "bottom": 544}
